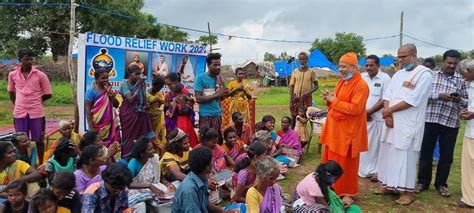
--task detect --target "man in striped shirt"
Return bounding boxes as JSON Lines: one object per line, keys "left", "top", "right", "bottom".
{"left": 416, "top": 50, "right": 467, "bottom": 197}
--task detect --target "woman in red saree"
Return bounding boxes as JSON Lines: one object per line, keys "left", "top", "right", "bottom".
{"left": 85, "top": 68, "right": 119, "bottom": 147}
{"left": 163, "top": 73, "right": 199, "bottom": 147}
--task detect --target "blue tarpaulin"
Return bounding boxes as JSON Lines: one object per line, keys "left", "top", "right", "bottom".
{"left": 273, "top": 49, "right": 338, "bottom": 77}
{"left": 0, "top": 59, "right": 18, "bottom": 64}
{"left": 273, "top": 61, "right": 300, "bottom": 78}
{"left": 359, "top": 56, "right": 395, "bottom": 67}
{"left": 307, "top": 49, "right": 339, "bottom": 73}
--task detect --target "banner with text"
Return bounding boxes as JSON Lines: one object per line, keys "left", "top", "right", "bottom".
{"left": 77, "top": 32, "right": 208, "bottom": 132}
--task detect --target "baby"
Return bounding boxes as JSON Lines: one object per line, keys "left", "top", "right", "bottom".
{"left": 167, "top": 94, "right": 194, "bottom": 117}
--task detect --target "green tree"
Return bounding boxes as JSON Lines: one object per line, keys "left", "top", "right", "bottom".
{"left": 0, "top": 1, "right": 189, "bottom": 59}
{"left": 264, "top": 52, "right": 278, "bottom": 62}
{"left": 195, "top": 35, "right": 218, "bottom": 46}
{"left": 310, "top": 32, "right": 366, "bottom": 64}
{"left": 429, "top": 49, "right": 474, "bottom": 66}
{"left": 278, "top": 52, "right": 291, "bottom": 61}
{"left": 263, "top": 52, "right": 292, "bottom": 62}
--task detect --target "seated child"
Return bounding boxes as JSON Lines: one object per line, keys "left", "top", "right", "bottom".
{"left": 0, "top": 181, "right": 29, "bottom": 213}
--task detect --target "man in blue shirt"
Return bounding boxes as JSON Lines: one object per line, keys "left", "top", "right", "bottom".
{"left": 194, "top": 53, "right": 229, "bottom": 142}
{"left": 172, "top": 147, "right": 223, "bottom": 213}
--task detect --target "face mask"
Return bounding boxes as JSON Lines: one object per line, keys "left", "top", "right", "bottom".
{"left": 404, "top": 63, "right": 414, "bottom": 71}
{"left": 344, "top": 72, "right": 353, "bottom": 80}
{"left": 326, "top": 176, "right": 335, "bottom": 185}
{"left": 404, "top": 58, "right": 415, "bottom": 71}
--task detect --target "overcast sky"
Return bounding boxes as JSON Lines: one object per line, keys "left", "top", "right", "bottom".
{"left": 142, "top": 0, "right": 473, "bottom": 65}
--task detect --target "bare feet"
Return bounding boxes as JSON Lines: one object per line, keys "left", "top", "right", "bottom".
{"left": 342, "top": 196, "right": 354, "bottom": 206}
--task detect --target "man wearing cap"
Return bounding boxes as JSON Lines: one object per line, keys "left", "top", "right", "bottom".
{"left": 321, "top": 52, "right": 369, "bottom": 205}
{"left": 377, "top": 44, "right": 433, "bottom": 205}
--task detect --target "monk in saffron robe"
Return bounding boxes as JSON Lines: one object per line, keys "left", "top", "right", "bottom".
{"left": 320, "top": 52, "right": 369, "bottom": 205}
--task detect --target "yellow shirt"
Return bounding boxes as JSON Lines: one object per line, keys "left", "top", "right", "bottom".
{"left": 0, "top": 160, "right": 30, "bottom": 185}
{"left": 289, "top": 68, "right": 317, "bottom": 97}
{"left": 159, "top": 151, "right": 190, "bottom": 176}
{"left": 146, "top": 91, "right": 165, "bottom": 117}
{"left": 246, "top": 187, "right": 263, "bottom": 213}
{"left": 70, "top": 132, "right": 81, "bottom": 145}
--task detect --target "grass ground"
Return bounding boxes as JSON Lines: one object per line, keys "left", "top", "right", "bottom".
{"left": 255, "top": 83, "right": 469, "bottom": 213}
{"left": 0, "top": 79, "right": 471, "bottom": 212}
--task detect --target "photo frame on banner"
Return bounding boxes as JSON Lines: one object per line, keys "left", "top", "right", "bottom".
{"left": 77, "top": 33, "right": 208, "bottom": 132}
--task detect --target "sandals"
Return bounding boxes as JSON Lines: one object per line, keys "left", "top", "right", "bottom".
{"left": 369, "top": 173, "right": 379, "bottom": 182}
{"left": 395, "top": 194, "right": 415, "bottom": 205}
{"left": 374, "top": 188, "right": 400, "bottom": 195}
{"left": 437, "top": 186, "right": 451, "bottom": 197}
{"left": 457, "top": 199, "right": 474, "bottom": 209}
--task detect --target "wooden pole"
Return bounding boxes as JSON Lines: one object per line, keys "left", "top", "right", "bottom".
{"left": 207, "top": 22, "right": 212, "bottom": 53}
{"left": 399, "top": 11, "right": 404, "bottom": 47}
{"left": 67, "top": 0, "right": 79, "bottom": 132}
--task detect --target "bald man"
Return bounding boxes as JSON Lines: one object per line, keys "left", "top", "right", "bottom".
{"left": 376, "top": 44, "right": 433, "bottom": 205}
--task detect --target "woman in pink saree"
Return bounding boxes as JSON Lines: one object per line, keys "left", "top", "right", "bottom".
{"left": 85, "top": 68, "right": 120, "bottom": 147}
{"left": 276, "top": 116, "right": 303, "bottom": 161}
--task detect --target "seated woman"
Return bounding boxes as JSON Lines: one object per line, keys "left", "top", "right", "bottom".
{"left": 160, "top": 129, "right": 191, "bottom": 182}
{"left": 45, "top": 139, "right": 77, "bottom": 183}
{"left": 246, "top": 156, "right": 284, "bottom": 213}
{"left": 262, "top": 115, "right": 280, "bottom": 143}
{"left": 79, "top": 131, "right": 120, "bottom": 163}
{"left": 0, "top": 142, "right": 42, "bottom": 200}
{"left": 195, "top": 128, "right": 235, "bottom": 173}
{"left": 74, "top": 145, "right": 107, "bottom": 193}
{"left": 293, "top": 160, "right": 361, "bottom": 213}
{"left": 11, "top": 132, "right": 38, "bottom": 168}
{"left": 276, "top": 116, "right": 303, "bottom": 162}
{"left": 223, "top": 112, "right": 253, "bottom": 145}
{"left": 222, "top": 127, "right": 246, "bottom": 163}
{"left": 231, "top": 142, "right": 267, "bottom": 203}
{"left": 259, "top": 115, "right": 293, "bottom": 167}
{"left": 128, "top": 137, "right": 175, "bottom": 212}
{"left": 43, "top": 120, "right": 80, "bottom": 163}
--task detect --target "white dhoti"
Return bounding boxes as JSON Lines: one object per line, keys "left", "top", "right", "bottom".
{"left": 359, "top": 119, "right": 384, "bottom": 177}
{"left": 461, "top": 136, "right": 474, "bottom": 206}
{"left": 377, "top": 127, "right": 419, "bottom": 192}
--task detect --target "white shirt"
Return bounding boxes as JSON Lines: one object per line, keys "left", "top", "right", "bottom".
{"left": 383, "top": 65, "right": 433, "bottom": 151}
{"left": 362, "top": 71, "right": 391, "bottom": 120}
{"left": 465, "top": 81, "right": 474, "bottom": 138}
